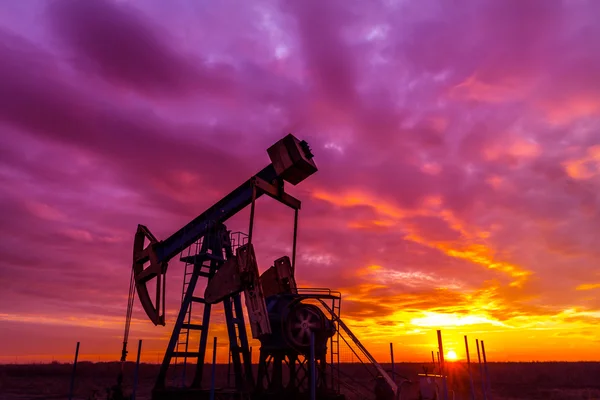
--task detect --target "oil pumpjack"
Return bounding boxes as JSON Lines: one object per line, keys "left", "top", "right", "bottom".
{"left": 116, "top": 134, "right": 398, "bottom": 400}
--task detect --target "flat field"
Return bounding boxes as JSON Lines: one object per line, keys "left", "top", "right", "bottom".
{"left": 1, "top": 361, "right": 599, "bottom": 400}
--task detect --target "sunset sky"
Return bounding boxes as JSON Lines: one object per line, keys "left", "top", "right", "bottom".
{"left": 1, "top": 0, "right": 600, "bottom": 365}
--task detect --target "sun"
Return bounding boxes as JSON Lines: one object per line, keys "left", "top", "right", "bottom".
{"left": 446, "top": 350, "right": 457, "bottom": 361}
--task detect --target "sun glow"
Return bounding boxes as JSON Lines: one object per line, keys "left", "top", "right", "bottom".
{"left": 446, "top": 350, "right": 457, "bottom": 361}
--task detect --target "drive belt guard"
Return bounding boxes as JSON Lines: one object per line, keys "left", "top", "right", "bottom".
{"left": 132, "top": 224, "right": 167, "bottom": 326}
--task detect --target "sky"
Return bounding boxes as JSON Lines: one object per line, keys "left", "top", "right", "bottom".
{"left": 1, "top": 0, "right": 600, "bottom": 365}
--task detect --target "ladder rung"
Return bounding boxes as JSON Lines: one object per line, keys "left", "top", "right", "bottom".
{"left": 198, "top": 271, "right": 211, "bottom": 278}
{"left": 191, "top": 296, "right": 206, "bottom": 303}
{"left": 182, "top": 323, "right": 204, "bottom": 330}
{"left": 172, "top": 352, "right": 200, "bottom": 358}
{"left": 204, "top": 253, "right": 225, "bottom": 262}
{"left": 180, "top": 253, "right": 224, "bottom": 264}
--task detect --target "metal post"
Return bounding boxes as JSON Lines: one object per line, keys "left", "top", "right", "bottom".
{"left": 248, "top": 182, "right": 257, "bottom": 247}
{"left": 390, "top": 343, "right": 395, "bottom": 382}
{"left": 437, "top": 351, "right": 441, "bottom": 372}
{"left": 431, "top": 350, "right": 435, "bottom": 369}
{"left": 310, "top": 331, "right": 316, "bottom": 400}
{"left": 292, "top": 208, "right": 298, "bottom": 275}
{"left": 227, "top": 350, "right": 231, "bottom": 387}
{"left": 210, "top": 337, "right": 217, "bottom": 400}
{"left": 68, "top": 341, "right": 80, "bottom": 400}
{"left": 476, "top": 339, "right": 487, "bottom": 400}
{"left": 482, "top": 341, "right": 491, "bottom": 399}
{"left": 464, "top": 336, "right": 475, "bottom": 400}
{"left": 132, "top": 339, "right": 142, "bottom": 400}
{"left": 437, "top": 330, "right": 449, "bottom": 400}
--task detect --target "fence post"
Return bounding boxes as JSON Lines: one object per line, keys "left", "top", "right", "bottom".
{"left": 210, "top": 337, "right": 217, "bottom": 400}
{"left": 390, "top": 343, "right": 395, "bottom": 382}
{"left": 476, "top": 339, "right": 487, "bottom": 400}
{"left": 68, "top": 341, "right": 80, "bottom": 400}
{"left": 131, "top": 340, "right": 143, "bottom": 400}
{"left": 482, "top": 340, "right": 491, "bottom": 399}
{"left": 464, "top": 336, "right": 475, "bottom": 400}
{"left": 310, "top": 331, "right": 316, "bottom": 400}
{"left": 437, "top": 330, "right": 449, "bottom": 400}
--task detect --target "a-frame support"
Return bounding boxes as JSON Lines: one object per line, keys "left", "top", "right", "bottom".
{"left": 152, "top": 224, "right": 254, "bottom": 395}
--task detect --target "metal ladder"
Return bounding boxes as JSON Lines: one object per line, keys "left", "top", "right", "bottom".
{"left": 172, "top": 240, "right": 219, "bottom": 387}
{"left": 173, "top": 241, "right": 200, "bottom": 386}
{"left": 329, "top": 296, "right": 341, "bottom": 392}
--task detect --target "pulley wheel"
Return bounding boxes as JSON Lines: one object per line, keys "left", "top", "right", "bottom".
{"left": 284, "top": 303, "right": 326, "bottom": 350}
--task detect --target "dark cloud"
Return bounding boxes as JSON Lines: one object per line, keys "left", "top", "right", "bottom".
{"left": 46, "top": 0, "right": 235, "bottom": 98}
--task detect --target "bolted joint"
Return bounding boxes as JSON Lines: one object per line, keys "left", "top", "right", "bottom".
{"left": 299, "top": 140, "right": 314, "bottom": 159}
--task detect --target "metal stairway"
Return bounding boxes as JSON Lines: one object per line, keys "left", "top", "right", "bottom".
{"left": 318, "top": 300, "right": 399, "bottom": 396}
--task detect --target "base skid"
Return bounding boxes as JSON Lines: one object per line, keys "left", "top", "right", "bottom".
{"left": 152, "top": 387, "right": 346, "bottom": 400}
{"left": 254, "top": 391, "right": 346, "bottom": 400}
{"left": 152, "top": 387, "right": 249, "bottom": 400}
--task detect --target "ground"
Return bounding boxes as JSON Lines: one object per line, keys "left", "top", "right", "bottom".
{"left": 1, "top": 362, "right": 599, "bottom": 400}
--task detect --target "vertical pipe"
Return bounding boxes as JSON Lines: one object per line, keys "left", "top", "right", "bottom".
{"left": 292, "top": 208, "right": 299, "bottom": 275}
{"left": 437, "top": 351, "right": 441, "bottom": 373}
{"left": 310, "top": 331, "right": 316, "bottom": 400}
{"left": 227, "top": 350, "right": 232, "bottom": 387}
{"left": 390, "top": 343, "right": 395, "bottom": 382}
{"left": 464, "top": 336, "right": 475, "bottom": 400}
{"left": 437, "top": 330, "right": 449, "bottom": 400}
{"left": 132, "top": 340, "right": 143, "bottom": 400}
{"left": 476, "top": 339, "right": 487, "bottom": 400}
{"left": 68, "top": 341, "right": 80, "bottom": 400}
{"left": 161, "top": 272, "right": 166, "bottom": 327}
{"left": 210, "top": 337, "right": 217, "bottom": 400}
{"left": 431, "top": 350, "right": 435, "bottom": 373}
{"left": 330, "top": 333, "right": 334, "bottom": 390}
{"left": 248, "top": 183, "right": 257, "bottom": 247}
{"left": 482, "top": 341, "right": 491, "bottom": 399}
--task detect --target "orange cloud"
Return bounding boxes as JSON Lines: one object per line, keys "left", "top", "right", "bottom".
{"left": 563, "top": 145, "right": 600, "bottom": 180}
{"left": 576, "top": 283, "right": 600, "bottom": 291}
{"left": 313, "top": 189, "right": 532, "bottom": 287}
{"left": 410, "top": 311, "right": 508, "bottom": 328}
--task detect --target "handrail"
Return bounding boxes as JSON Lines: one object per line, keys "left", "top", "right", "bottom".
{"left": 317, "top": 300, "right": 399, "bottom": 397}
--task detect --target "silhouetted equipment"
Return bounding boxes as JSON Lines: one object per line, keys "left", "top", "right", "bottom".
{"left": 116, "top": 133, "right": 397, "bottom": 399}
